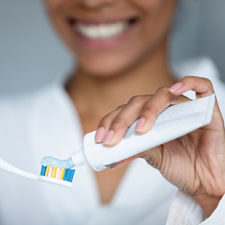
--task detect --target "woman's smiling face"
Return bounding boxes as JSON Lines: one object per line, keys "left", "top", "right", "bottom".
{"left": 44, "top": 0, "right": 176, "bottom": 76}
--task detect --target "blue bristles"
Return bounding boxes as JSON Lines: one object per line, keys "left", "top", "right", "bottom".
{"left": 68, "top": 170, "right": 75, "bottom": 182}
{"left": 63, "top": 169, "right": 70, "bottom": 181}
{"left": 40, "top": 166, "right": 46, "bottom": 176}
{"left": 63, "top": 169, "right": 75, "bottom": 182}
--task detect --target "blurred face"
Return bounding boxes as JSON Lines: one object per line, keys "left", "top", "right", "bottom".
{"left": 44, "top": 0, "right": 176, "bottom": 76}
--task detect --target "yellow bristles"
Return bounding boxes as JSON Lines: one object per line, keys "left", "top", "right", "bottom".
{"left": 51, "top": 167, "right": 57, "bottom": 178}
{"left": 45, "top": 165, "right": 50, "bottom": 176}
{"left": 43, "top": 165, "right": 68, "bottom": 180}
{"left": 60, "top": 168, "right": 65, "bottom": 180}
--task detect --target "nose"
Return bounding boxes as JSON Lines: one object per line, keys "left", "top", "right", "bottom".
{"left": 80, "top": 0, "right": 114, "bottom": 8}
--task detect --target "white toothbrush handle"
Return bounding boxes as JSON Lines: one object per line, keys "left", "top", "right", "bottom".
{"left": 0, "top": 157, "right": 38, "bottom": 180}
{"left": 0, "top": 157, "right": 71, "bottom": 187}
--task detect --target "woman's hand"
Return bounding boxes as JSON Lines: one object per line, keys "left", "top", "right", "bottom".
{"left": 95, "top": 76, "right": 225, "bottom": 217}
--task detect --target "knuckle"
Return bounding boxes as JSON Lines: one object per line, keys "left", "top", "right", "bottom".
{"left": 142, "top": 106, "right": 156, "bottom": 117}
{"left": 115, "top": 104, "right": 125, "bottom": 110}
{"left": 129, "top": 95, "right": 142, "bottom": 103}
{"left": 156, "top": 87, "right": 172, "bottom": 100}
{"left": 111, "top": 118, "right": 128, "bottom": 130}
{"left": 202, "top": 77, "right": 213, "bottom": 87}
{"left": 182, "top": 76, "right": 213, "bottom": 89}
{"left": 99, "top": 114, "right": 113, "bottom": 126}
{"left": 183, "top": 75, "right": 195, "bottom": 80}
{"left": 160, "top": 86, "right": 169, "bottom": 92}
{"left": 181, "top": 76, "right": 192, "bottom": 83}
{"left": 128, "top": 95, "right": 152, "bottom": 105}
{"left": 157, "top": 86, "right": 170, "bottom": 95}
{"left": 202, "top": 77, "right": 210, "bottom": 82}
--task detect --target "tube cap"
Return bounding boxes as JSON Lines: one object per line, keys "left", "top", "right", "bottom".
{"left": 71, "top": 151, "right": 86, "bottom": 167}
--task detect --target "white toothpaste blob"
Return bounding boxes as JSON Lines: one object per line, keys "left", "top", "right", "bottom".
{"left": 41, "top": 156, "right": 74, "bottom": 169}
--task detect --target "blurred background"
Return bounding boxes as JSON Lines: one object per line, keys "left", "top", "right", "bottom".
{"left": 0, "top": 0, "right": 225, "bottom": 95}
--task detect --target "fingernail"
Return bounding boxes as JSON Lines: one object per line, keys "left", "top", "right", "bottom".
{"left": 103, "top": 130, "right": 114, "bottom": 144}
{"left": 95, "top": 127, "right": 105, "bottom": 143}
{"left": 169, "top": 82, "right": 183, "bottom": 93}
{"left": 136, "top": 118, "right": 146, "bottom": 131}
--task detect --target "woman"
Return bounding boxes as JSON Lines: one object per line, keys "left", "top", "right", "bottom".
{"left": 0, "top": 0, "right": 225, "bottom": 224}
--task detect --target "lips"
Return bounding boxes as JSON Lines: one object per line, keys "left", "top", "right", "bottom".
{"left": 67, "top": 17, "right": 139, "bottom": 44}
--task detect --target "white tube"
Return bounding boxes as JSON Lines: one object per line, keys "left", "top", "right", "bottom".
{"left": 73, "top": 94, "right": 215, "bottom": 171}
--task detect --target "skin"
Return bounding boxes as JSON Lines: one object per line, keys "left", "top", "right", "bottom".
{"left": 44, "top": 0, "right": 225, "bottom": 218}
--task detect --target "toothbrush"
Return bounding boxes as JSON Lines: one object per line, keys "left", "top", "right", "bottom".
{"left": 0, "top": 157, "right": 74, "bottom": 187}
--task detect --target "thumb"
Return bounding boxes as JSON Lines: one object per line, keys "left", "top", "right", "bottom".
{"left": 140, "top": 146, "right": 164, "bottom": 170}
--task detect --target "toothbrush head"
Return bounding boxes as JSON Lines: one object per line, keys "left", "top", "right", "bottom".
{"left": 40, "top": 156, "right": 76, "bottom": 187}
{"left": 40, "top": 165, "right": 75, "bottom": 187}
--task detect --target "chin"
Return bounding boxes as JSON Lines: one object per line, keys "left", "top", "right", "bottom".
{"left": 78, "top": 56, "right": 134, "bottom": 78}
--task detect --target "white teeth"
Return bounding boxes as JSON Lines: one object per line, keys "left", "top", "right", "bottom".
{"left": 74, "top": 22, "right": 129, "bottom": 39}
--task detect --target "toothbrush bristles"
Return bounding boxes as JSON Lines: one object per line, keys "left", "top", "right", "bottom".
{"left": 40, "top": 165, "right": 75, "bottom": 183}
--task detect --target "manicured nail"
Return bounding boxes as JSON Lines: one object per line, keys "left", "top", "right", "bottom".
{"left": 136, "top": 118, "right": 146, "bottom": 131}
{"left": 169, "top": 82, "right": 183, "bottom": 93}
{"left": 103, "top": 130, "right": 114, "bottom": 144}
{"left": 95, "top": 127, "right": 105, "bottom": 143}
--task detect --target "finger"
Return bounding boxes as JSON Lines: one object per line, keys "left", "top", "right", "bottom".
{"left": 95, "top": 105, "right": 124, "bottom": 143}
{"left": 136, "top": 87, "right": 190, "bottom": 134}
{"left": 103, "top": 95, "right": 150, "bottom": 146}
{"left": 169, "top": 76, "right": 215, "bottom": 97}
{"left": 168, "top": 76, "right": 222, "bottom": 115}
